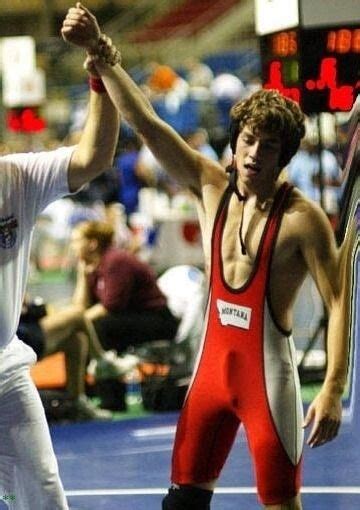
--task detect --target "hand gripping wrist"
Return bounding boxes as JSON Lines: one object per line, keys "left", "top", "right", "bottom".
{"left": 90, "top": 33, "right": 121, "bottom": 67}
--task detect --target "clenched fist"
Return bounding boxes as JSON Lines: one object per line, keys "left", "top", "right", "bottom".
{"left": 61, "top": 2, "right": 101, "bottom": 52}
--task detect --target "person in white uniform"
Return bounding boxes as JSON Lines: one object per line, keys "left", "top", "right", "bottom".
{"left": 0, "top": 21, "right": 120, "bottom": 510}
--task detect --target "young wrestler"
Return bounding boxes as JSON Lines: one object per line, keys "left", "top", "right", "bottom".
{"left": 62, "top": 4, "right": 349, "bottom": 509}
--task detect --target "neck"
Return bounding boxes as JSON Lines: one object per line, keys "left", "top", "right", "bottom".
{"left": 238, "top": 179, "right": 279, "bottom": 205}
{"left": 86, "top": 252, "right": 102, "bottom": 268}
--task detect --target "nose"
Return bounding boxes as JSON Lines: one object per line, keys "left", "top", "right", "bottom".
{"left": 248, "top": 140, "right": 261, "bottom": 159}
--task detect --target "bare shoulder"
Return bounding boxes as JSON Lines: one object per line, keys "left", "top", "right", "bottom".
{"left": 286, "top": 188, "right": 336, "bottom": 251}
{"left": 287, "top": 188, "right": 330, "bottom": 228}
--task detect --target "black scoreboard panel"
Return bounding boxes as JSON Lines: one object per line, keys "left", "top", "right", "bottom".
{"left": 260, "top": 26, "right": 360, "bottom": 113}
{"left": 260, "top": 30, "right": 301, "bottom": 103}
{"left": 301, "top": 27, "right": 360, "bottom": 113}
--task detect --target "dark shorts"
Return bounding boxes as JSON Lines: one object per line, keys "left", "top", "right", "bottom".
{"left": 93, "top": 306, "right": 180, "bottom": 353}
{"left": 16, "top": 321, "right": 45, "bottom": 359}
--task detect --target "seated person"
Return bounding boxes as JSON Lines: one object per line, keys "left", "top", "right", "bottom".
{"left": 70, "top": 221, "right": 180, "bottom": 354}
{"left": 17, "top": 295, "right": 138, "bottom": 421}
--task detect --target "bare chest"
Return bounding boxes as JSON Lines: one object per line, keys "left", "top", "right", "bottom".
{"left": 209, "top": 198, "right": 298, "bottom": 289}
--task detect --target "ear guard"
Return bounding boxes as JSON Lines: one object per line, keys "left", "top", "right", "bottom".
{"left": 229, "top": 118, "right": 239, "bottom": 154}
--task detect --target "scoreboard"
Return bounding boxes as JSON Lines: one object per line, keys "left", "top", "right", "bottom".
{"left": 260, "top": 26, "right": 360, "bottom": 113}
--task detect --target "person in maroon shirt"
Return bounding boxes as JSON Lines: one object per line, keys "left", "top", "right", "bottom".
{"left": 71, "top": 220, "right": 179, "bottom": 353}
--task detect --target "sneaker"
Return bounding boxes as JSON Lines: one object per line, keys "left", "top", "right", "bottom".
{"left": 95, "top": 351, "right": 139, "bottom": 380}
{"left": 86, "top": 358, "right": 98, "bottom": 378}
{"left": 71, "top": 395, "right": 113, "bottom": 421}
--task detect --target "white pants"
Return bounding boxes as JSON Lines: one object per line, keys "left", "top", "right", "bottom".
{"left": 0, "top": 337, "right": 68, "bottom": 510}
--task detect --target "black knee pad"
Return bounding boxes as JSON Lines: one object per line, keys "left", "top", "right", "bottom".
{"left": 162, "top": 485, "right": 213, "bottom": 510}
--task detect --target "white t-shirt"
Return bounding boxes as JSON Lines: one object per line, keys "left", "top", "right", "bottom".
{"left": 0, "top": 146, "right": 75, "bottom": 349}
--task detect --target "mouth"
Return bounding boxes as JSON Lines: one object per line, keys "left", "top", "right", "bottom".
{"left": 244, "top": 163, "right": 261, "bottom": 175}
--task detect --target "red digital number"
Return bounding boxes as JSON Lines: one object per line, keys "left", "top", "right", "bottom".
{"left": 353, "top": 29, "right": 360, "bottom": 52}
{"left": 337, "top": 29, "right": 352, "bottom": 53}
{"left": 327, "top": 29, "right": 360, "bottom": 54}
{"left": 272, "top": 31, "right": 297, "bottom": 57}
{"left": 327, "top": 31, "right": 336, "bottom": 52}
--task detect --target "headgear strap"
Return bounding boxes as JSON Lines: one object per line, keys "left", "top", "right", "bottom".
{"left": 226, "top": 164, "right": 247, "bottom": 255}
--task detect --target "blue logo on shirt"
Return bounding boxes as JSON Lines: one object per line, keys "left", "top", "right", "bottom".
{"left": 0, "top": 215, "right": 18, "bottom": 249}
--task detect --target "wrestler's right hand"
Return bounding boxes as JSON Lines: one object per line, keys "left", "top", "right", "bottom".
{"left": 61, "top": 2, "right": 101, "bottom": 53}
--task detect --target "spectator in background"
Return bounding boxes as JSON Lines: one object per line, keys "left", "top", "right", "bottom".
{"left": 137, "top": 143, "right": 181, "bottom": 197}
{"left": 145, "top": 61, "right": 194, "bottom": 135}
{"left": 184, "top": 128, "right": 219, "bottom": 161}
{"left": 115, "top": 137, "right": 146, "bottom": 217}
{"left": 104, "top": 202, "right": 141, "bottom": 252}
{"left": 146, "top": 61, "right": 189, "bottom": 110}
{"left": 146, "top": 62, "right": 180, "bottom": 96}
{"left": 244, "top": 75, "right": 262, "bottom": 97}
{"left": 331, "top": 120, "right": 349, "bottom": 169}
{"left": 184, "top": 57, "right": 214, "bottom": 99}
{"left": 287, "top": 137, "right": 342, "bottom": 225}
{"left": 210, "top": 72, "right": 245, "bottom": 128}
{"left": 219, "top": 78, "right": 262, "bottom": 168}
{"left": 71, "top": 221, "right": 180, "bottom": 355}
{"left": 17, "top": 294, "right": 137, "bottom": 421}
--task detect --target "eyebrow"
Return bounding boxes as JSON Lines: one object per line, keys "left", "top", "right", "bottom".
{"left": 242, "top": 130, "right": 280, "bottom": 143}
{"left": 264, "top": 137, "right": 281, "bottom": 144}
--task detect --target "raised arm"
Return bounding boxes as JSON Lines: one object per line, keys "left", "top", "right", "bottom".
{"left": 300, "top": 203, "right": 350, "bottom": 447}
{"left": 61, "top": 5, "right": 120, "bottom": 192}
{"left": 93, "top": 64, "right": 206, "bottom": 194}
{"left": 61, "top": 3, "right": 223, "bottom": 197}
{"left": 68, "top": 89, "right": 119, "bottom": 192}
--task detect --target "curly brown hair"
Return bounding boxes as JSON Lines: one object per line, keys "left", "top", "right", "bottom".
{"left": 229, "top": 89, "right": 305, "bottom": 168}
{"left": 75, "top": 221, "right": 115, "bottom": 252}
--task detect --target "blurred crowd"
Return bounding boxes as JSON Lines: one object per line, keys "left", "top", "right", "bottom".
{"left": 0, "top": 59, "right": 346, "bottom": 418}
{"left": 0, "top": 57, "right": 348, "bottom": 278}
